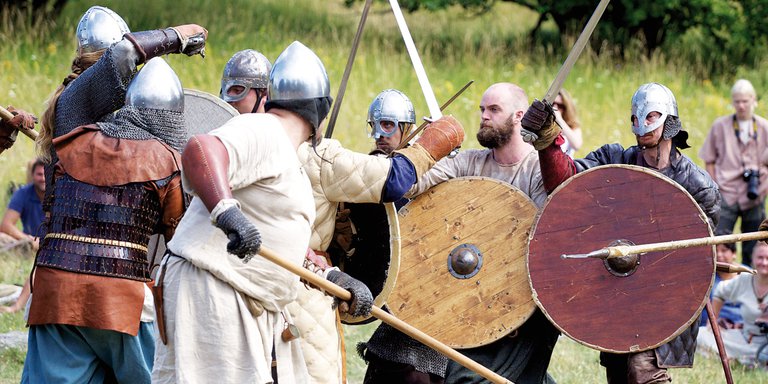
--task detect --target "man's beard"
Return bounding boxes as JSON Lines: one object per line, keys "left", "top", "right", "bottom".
{"left": 477, "top": 115, "right": 514, "bottom": 149}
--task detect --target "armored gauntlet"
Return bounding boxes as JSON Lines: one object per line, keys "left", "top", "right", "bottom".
{"left": 326, "top": 269, "right": 373, "bottom": 317}
{"left": 215, "top": 205, "right": 262, "bottom": 261}
{"left": 521, "top": 99, "right": 560, "bottom": 150}
{"left": 125, "top": 24, "right": 208, "bottom": 63}
{"left": 0, "top": 106, "right": 36, "bottom": 150}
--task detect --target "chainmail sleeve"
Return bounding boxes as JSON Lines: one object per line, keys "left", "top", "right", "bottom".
{"left": 53, "top": 41, "right": 139, "bottom": 138}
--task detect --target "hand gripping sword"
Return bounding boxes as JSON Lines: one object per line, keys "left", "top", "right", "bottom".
{"left": 324, "top": 0, "right": 373, "bottom": 139}
{"left": 521, "top": 0, "right": 610, "bottom": 143}
{"left": 256, "top": 246, "right": 514, "bottom": 384}
{"left": 0, "top": 104, "right": 38, "bottom": 140}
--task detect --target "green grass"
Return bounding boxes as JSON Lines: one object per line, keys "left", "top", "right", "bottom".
{"left": 2, "top": 0, "right": 768, "bottom": 382}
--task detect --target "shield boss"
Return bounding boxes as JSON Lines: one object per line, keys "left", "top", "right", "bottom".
{"left": 390, "top": 177, "right": 538, "bottom": 348}
{"left": 528, "top": 165, "right": 715, "bottom": 353}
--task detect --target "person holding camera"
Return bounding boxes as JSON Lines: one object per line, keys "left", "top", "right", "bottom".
{"left": 700, "top": 79, "right": 768, "bottom": 266}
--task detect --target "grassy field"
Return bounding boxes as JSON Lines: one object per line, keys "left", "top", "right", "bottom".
{"left": 2, "top": 0, "right": 768, "bottom": 382}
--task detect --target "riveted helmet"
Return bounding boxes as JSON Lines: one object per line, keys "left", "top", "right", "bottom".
{"left": 220, "top": 49, "right": 272, "bottom": 103}
{"left": 269, "top": 41, "right": 330, "bottom": 101}
{"left": 367, "top": 89, "right": 416, "bottom": 139}
{"left": 76, "top": 6, "right": 130, "bottom": 54}
{"left": 630, "top": 83, "right": 678, "bottom": 137}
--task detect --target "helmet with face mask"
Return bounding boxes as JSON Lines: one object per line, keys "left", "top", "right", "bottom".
{"left": 630, "top": 83, "right": 678, "bottom": 137}
{"left": 76, "top": 6, "right": 130, "bottom": 54}
{"left": 220, "top": 49, "right": 272, "bottom": 103}
{"left": 367, "top": 89, "right": 415, "bottom": 140}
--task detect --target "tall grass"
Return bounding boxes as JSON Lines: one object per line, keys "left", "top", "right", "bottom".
{"left": 1, "top": 0, "right": 766, "bottom": 383}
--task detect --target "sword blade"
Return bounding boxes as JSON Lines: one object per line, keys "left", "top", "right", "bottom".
{"left": 543, "top": 0, "right": 610, "bottom": 103}
{"left": 388, "top": 0, "right": 441, "bottom": 119}
{"left": 397, "top": 80, "right": 473, "bottom": 150}
{"left": 325, "top": 0, "right": 373, "bottom": 139}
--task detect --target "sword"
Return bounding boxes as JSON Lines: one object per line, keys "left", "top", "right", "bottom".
{"left": 561, "top": 230, "right": 768, "bottom": 260}
{"left": 522, "top": 0, "right": 610, "bottom": 143}
{"left": 388, "top": 0, "right": 441, "bottom": 120}
{"left": 396, "top": 79, "right": 473, "bottom": 151}
{"left": 324, "top": 0, "right": 373, "bottom": 139}
{"left": 0, "top": 105, "right": 38, "bottom": 140}
{"left": 255, "top": 246, "right": 513, "bottom": 384}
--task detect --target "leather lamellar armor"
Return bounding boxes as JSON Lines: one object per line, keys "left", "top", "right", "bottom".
{"left": 36, "top": 174, "right": 164, "bottom": 281}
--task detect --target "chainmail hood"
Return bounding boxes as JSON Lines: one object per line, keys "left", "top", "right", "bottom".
{"left": 98, "top": 105, "right": 187, "bottom": 152}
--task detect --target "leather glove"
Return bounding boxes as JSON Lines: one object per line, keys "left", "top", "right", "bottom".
{"left": 326, "top": 269, "right": 373, "bottom": 317}
{"left": 1, "top": 106, "right": 37, "bottom": 149}
{"left": 215, "top": 205, "right": 262, "bottom": 261}
{"left": 521, "top": 99, "right": 559, "bottom": 150}
{"left": 171, "top": 24, "right": 208, "bottom": 57}
{"left": 415, "top": 115, "right": 464, "bottom": 161}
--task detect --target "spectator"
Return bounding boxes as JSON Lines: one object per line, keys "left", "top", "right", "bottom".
{"left": 698, "top": 232, "right": 742, "bottom": 327}
{"left": 700, "top": 79, "right": 768, "bottom": 266}
{"left": 697, "top": 241, "right": 768, "bottom": 367}
{"left": 553, "top": 88, "right": 583, "bottom": 158}
{"left": 1, "top": 157, "right": 45, "bottom": 250}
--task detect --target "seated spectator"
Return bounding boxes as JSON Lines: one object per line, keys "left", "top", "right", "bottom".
{"left": 697, "top": 241, "right": 768, "bottom": 367}
{"left": 0, "top": 158, "right": 45, "bottom": 314}
{"left": 699, "top": 234, "right": 743, "bottom": 327}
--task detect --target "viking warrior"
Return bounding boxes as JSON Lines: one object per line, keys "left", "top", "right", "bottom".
{"left": 216, "top": 45, "right": 465, "bottom": 383}
{"left": 373, "top": 83, "right": 556, "bottom": 383}
{"left": 151, "top": 41, "right": 373, "bottom": 384}
{"left": 22, "top": 18, "right": 206, "bottom": 381}
{"left": 220, "top": 49, "right": 272, "bottom": 114}
{"left": 367, "top": 88, "right": 416, "bottom": 156}
{"left": 522, "top": 82, "right": 720, "bottom": 383}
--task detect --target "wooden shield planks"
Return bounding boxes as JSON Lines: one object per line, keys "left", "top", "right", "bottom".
{"left": 338, "top": 202, "right": 400, "bottom": 324}
{"left": 528, "top": 164, "right": 715, "bottom": 353}
{"left": 390, "top": 176, "right": 538, "bottom": 348}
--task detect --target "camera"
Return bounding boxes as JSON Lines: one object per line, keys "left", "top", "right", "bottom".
{"left": 743, "top": 169, "right": 760, "bottom": 200}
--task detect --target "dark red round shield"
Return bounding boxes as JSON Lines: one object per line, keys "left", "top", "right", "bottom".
{"left": 528, "top": 165, "right": 715, "bottom": 353}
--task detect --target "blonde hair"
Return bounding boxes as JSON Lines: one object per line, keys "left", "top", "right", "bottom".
{"left": 37, "top": 49, "right": 106, "bottom": 161}
{"left": 731, "top": 79, "right": 756, "bottom": 99}
{"left": 557, "top": 88, "right": 581, "bottom": 130}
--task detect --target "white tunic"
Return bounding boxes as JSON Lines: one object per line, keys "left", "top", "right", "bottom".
{"left": 153, "top": 113, "right": 315, "bottom": 384}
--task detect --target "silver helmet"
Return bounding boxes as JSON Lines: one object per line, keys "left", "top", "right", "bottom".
{"left": 76, "top": 6, "right": 130, "bottom": 54}
{"left": 630, "top": 83, "right": 678, "bottom": 136}
{"left": 125, "top": 58, "right": 184, "bottom": 112}
{"left": 269, "top": 41, "right": 330, "bottom": 101}
{"left": 367, "top": 89, "right": 416, "bottom": 139}
{"left": 220, "top": 49, "right": 272, "bottom": 102}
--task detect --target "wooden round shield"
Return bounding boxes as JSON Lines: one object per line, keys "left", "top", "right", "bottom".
{"left": 528, "top": 164, "right": 715, "bottom": 353}
{"left": 389, "top": 177, "right": 538, "bottom": 348}
{"left": 333, "top": 202, "right": 400, "bottom": 324}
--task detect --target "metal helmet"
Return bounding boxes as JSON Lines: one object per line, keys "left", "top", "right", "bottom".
{"left": 125, "top": 58, "right": 184, "bottom": 112}
{"left": 220, "top": 49, "right": 272, "bottom": 102}
{"left": 630, "top": 83, "right": 678, "bottom": 136}
{"left": 268, "top": 41, "right": 330, "bottom": 101}
{"left": 367, "top": 89, "right": 416, "bottom": 139}
{"left": 76, "top": 6, "right": 130, "bottom": 54}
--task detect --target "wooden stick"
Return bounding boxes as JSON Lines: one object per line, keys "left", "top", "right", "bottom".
{"left": 705, "top": 300, "right": 734, "bottom": 384}
{"left": 562, "top": 231, "right": 768, "bottom": 259}
{"left": 257, "top": 246, "right": 513, "bottom": 384}
{"left": 0, "top": 105, "right": 38, "bottom": 140}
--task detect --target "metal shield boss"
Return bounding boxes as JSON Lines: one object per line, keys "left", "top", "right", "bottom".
{"left": 327, "top": 202, "right": 401, "bottom": 325}
{"left": 146, "top": 89, "right": 239, "bottom": 277}
{"left": 388, "top": 177, "right": 538, "bottom": 348}
{"left": 528, "top": 165, "right": 715, "bottom": 353}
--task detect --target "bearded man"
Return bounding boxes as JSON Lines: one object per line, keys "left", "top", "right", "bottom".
{"left": 360, "top": 83, "right": 558, "bottom": 384}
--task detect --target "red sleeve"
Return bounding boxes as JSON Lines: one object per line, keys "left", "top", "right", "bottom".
{"left": 539, "top": 133, "right": 577, "bottom": 194}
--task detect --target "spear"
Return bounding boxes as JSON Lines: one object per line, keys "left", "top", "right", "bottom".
{"left": 561, "top": 231, "right": 768, "bottom": 260}
{"left": 256, "top": 246, "right": 513, "bottom": 384}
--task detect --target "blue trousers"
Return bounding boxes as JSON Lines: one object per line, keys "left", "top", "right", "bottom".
{"left": 22, "top": 322, "right": 154, "bottom": 384}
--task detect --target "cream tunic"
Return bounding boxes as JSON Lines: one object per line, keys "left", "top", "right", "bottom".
{"left": 153, "top": 114, "right": 315, "bottom": 384}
